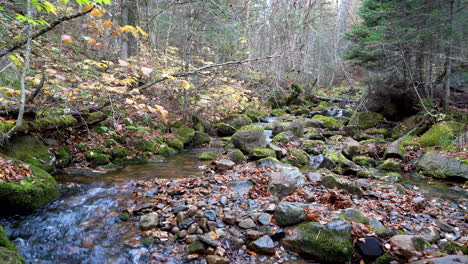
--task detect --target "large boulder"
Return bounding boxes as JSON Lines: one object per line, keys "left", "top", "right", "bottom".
{"left": 410, "top": 255, "right": 468, "bottom": 264}
{"left": 2, "top": 135, "right": 56, "bottom": 172}
{"left": 268, "top": 165, "right": 306, "bottom": 197}
{"left": 0, "top": 155, "right": 59, "bottom": 215}
{"left": 384, "top": 139, "right": 406, "bottom": 160}
{"left": 174, "top": 127, "right": 195, "bottom": 144}
{"left": 214, "top": 122, "right": 237, "bottom": 136}
{"left": 419, "top": 121, "right": 464, "bottom": 147}
{"left": 224, "top": 114, "right": 253, "bottom": 129}
{"left": 232, "top": 125, "right": 267, "bottom": 154}
{"left": 349, "top": 112, "right": 384, "bottom": 129}
{"left": 311, "top": 115, "right": 343, "bottom": 130}
{"left": 342, "top": 137, "right": 362, "bottom": 159}
{"left": 283, "top": 221, "right": 353, "bottom": 263}
{"left": 416, "top": 153, "right": 468, "bottom": 180}
{"left": 273, "top": 202, "right": 305, "bottom": 226}
{"left": 272, "top": 120, "right": 304, "bottom": 137}
{"left": 391, "top": 115, "right": 431, "bottom": 138}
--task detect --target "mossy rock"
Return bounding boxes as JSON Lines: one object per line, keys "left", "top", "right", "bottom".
{"left": 32, "top": 115, "right": 78, "bottom": 130}
{"left": 349, "top": 112, "right": 384, "bottom": 129}
{"left": 283, "top": 222, "right": 353, "bottom": 263}
{"left": 419, "top": 121, "right": 464, "bottom": 147}
{"left": 249, "top": 148, "right": 276, "bottom": 160}
{"left": 186, "top": 241, "right": 206, "bottom": 254}
{"left": 272, "top": 131, "right": 293, "bottom": 144}
{"left": 85, "top": 112, "right": 106, "bottom": 123}
{"left": 391, "top": 115, "right": 430, "bottom": 138}
{"left": 323, "top": 149, "right": 353, "bottom": 168}
{"left": 353, "top": 156, "right": 376, "bottom": 166}
{"left": 0, "top": 226, "right": 16, "bottom": 251}
{"left": 0, "top": 155, "right": 59, "bottom": 215}
{"left": 174, "top": 127, "right": 195, "bottom": 143}
{"left": 271, "top": 109, "right": 286, "bottom": 117}
{"left": 2, "top": 135, "right": 56, "bottom": 172}
{"left": 366, "top": 128, "right": 389, "bottom": 136}
{"left": 312, "top": 115, "right": 343, "bottom": 130}
{"left": 303, "top": 140, "right": 325, "bottom": 150}
{"left": 378, "top": 159, "right": 401, "bottom": 172}
{"left": 111, "top": 148, "right": 130, "bottom": 159}
{"left": 335, "top": 208, "right": 369, "bottom": 224}
{"left": 224, "top": 114, "right": 253, "bottom": 129}
{"left": 85, "top": 152, "right": 110, "bottom": 166}
{"left": 104, "top": 139, "right": 117, "bottom": 148}
{"left": 156, "top": 146, "right": 177, "bottom": 156}
{"left": 228, "top": 149, "right": 245, "bottom": 164}
{"left": 440, "top": 241, "right": 468, "bottom": 255}
{"left": 357, "top": 170, "right": 372, "bottom": 178}
{"left": 198, "top": 152, "right": 221, "bottom": 161}
{"left": 134, "top": 139, "right": 156, "bottom": 152}
{"left": 168, "top": 140, "right": 184, "bottom": 151}
{"left": 190, "top": 131, "right": 210, "bottom": 146}
{"left": 55, "top": 147, "right": 71, "bottom": 168}
{"left": 257, "top": 157, "right": 283, "bottom": 167}
{"left": 214, "top": 122, "right": 237, "bottom": 137}
{"left": 286, "top": 149, "right": 309, "bottom": 166}
{"left": 0, "top": 247, "right": 25, "bottom": 264}
{"left": 373, "top": 253, "right": 392, "bottom": 264}
{"left": 321, "top": 175, "right": 362, "bottom": 195}
{"left": 232, "top": 125, "right": 266, "bottom": 153}
{"left": 245, "top": 109, "right": 266, "bottom": 122}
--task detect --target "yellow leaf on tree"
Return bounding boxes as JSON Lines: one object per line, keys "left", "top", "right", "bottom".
{"left": 90, "top": 8, "right": 104, "bottom": 17}
{"left": 61, "top": 34, "right": 74, "bottom": 44}
{"left": 81, "top": 5, "right": 94, "bottom": 13}
{"left": 180, "top": 80, "right": 191, "bottom": 90}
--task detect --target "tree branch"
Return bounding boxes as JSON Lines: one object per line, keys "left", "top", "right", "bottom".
{"left": 25, "top": 74, "right": 46, "bottom": 104}
{"left": 0, "top": 7, "right": 94, "bottom": 59}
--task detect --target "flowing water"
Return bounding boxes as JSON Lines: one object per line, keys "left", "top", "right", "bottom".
{"left": 1, "top": 149, "right": 215, "bottom": 264}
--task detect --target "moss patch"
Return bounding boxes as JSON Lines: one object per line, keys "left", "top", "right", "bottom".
{"left": 419, "top": 121, "right": 464, "bottom": 147}
{"left": 168, "top": 140, "right": 184, "bottom": 151}
{"left": 229, "top": 149, "right": 245, "bottom": 164}
{"left": 312, "top": 115, "right": 343, "bottom": 130}
{"left": 286, "top": 148, "right": 309, "bottom": 166}
{"left": 349, "top": 112, "right": 384, "bottom": 129}
{"left": 271, "top": 109, "right": 286, "bottom": 117}
{"left": 190, "top": 131, "right": 210, "bottom": 146}
{"left": 85, "top": 152, "right": 110, "bottom": 166}
{"left": 198, "top": 152, "right": 221, "bottom": 161}
{"left": 156, "top": 146, "right": 177, "bottom": 156}
{"left": 3, "top": 135, "right": 56, "bottom": 172}
{"left": 174, "top": 127, "right": 195, "bottom": 143}
{"left": 214, "top": 122, "right": 237, "bottom": 136}
{"left": 378, "top": 159, "right": 401, "bottom": 172}
{"left": 249, "top": 148, "right": 276, "bottom": 160}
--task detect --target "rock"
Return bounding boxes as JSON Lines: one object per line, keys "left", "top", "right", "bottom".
{"left": 305, "top": 119, "right": 326, "bottom": 128}
{"left": 0, "top": 155, "right": 59, "bottom": 215}
{"left": 204, "top": 210, "right": 217, "bottom": 221}
{"left": 349, "top": 112, "right": 384, "bottom": 129}
{"left": 283, "top": 222, "right": 353, "bottom": 263}
{"left": 140, "top": 213, "right": 159, "bottom": 230}
{"left": 384, "top": 139, "right": 406, "bottom": 160}
{"left": 419, "top": 121, "right": 464, "bottom": 147}
{"left": 227, "top": 179, "right": 254, "bottom": 195}
{"left": 390, "top": 235, "right": 425, "bottom": 256}
{"left": 410, "top": 255, "right": 468, "bottom": 264}
{"left": 323, "top": 149, "right": 354, "bottom": 168}
{"left": 391, "top": 115, "right": 431, "bottom": 138}
{"left": 378, "top": 159, "right": 401, "bottom": 172}
{"left": 198, "top": 152, "right": 222, "bottom": 161}
{"left": 223, "top": 214, "right": 236, "bottom": 225}
{"left": 248, "top": 235, "right": 276, "bottom": 254}
{"left": 335, "top": 208, "right": 369, "bottom": 224}
{"left": 272, "top": 131, "right": 295, "bottom": 144}
{"left": 285, "top": 148, "right": 309, "bottom": 166}
{"left": 416, "top": 153, "right": 468, "bottom": 180}
{"left": 198, "top": 235, "right": 220, "bottom": 247}
{"left": 342, "top": 137, "right": 362, "bottom": 159}
{"left": 268, "top": 166, "right": 306, "bottom": 197}
{"left": 186, "top": 241, "right": 206, "bottom": 254}
{"left": 311, "top": 115, "right": 343, "bottom": 130}
{"left": 174, "top": 127, "right": 195, "bottom": 143}
{"left": 353, "top": 156, "right": 377, "bottom": 166}
{"left": 267, "top": 143, "right": 287, "bottom": 159}
{"left": 273, "top": 202, "right": 305, "bottom": 226}
{"left": 232, "top": 125, "right": 267, "bottom": 153}
{"left": 4, "top": 135, "right": 56, "bottom": 172}
{"left": 257, "top": 157, "right": 283, "bottom": 167}
{"left": 272, "top": 120, "right": 303, "bottom": 137}
{"left": 190, "top": 131, "right": 210, "bottom": 146}
{"left": 416, "top": 226, "right": 439, "bottom": 243}
{"left": 343, "top": 125, "right": 359, "bottom": 137}
{"left": 206, "top": 255, "right": 230, "bottom": 264}
{"left": 215, "top": 122, "right": 237, "bottom": 136}
{"left": 257, "top": 213, "right": 271, "bottom": 225}
{"left": 321, "top": 175, "right": 363, "bottom": 195}
{"left": 228, "top": 149, "right": 245, "bottom": 164}
{"left": 173, "top": 205, "right": 189, "bottom": 214}
{"left": 239, "top": 218, "right": 256, "bottom": 229}
{"left": 435, "top": 219, "right": 454, "bottom": 233}
{"left": 249, "top": 148, "right": 276, "bottom": 160}
{"left": 356, "top": 237, "right": 383, "bottom": 259}
{"left": 311, "top": 154, "right": 336, "bottom": 169}
{"left": 225, "top": 114, "right": 253, "bottom": 129}
{"left": 306, "top": 172, "right": 322, "bottom": 182}
{"left": 215, "top": 159, "right": 235, "bottom": 171}
{"left": 356, "top": 179, "right": 371, "bottom": 190}
{"left": 180, "top": 218, "right": 195, "bottom": 229}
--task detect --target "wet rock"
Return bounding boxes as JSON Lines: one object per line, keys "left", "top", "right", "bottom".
{"left": 239, "top": 218, "right": 256, "bottom": 229}
{"left": 186, "top": 241, "right": 206, "bottom": 254}
{"left": 140, "top": 213, "right": 159, "bottom": 230}
{"left": 342, "top": 137, "right": 362, "bottom": 159}
{"left": 273, "top": 202, "right": 305, "bottom": 226}
{"left": 223, "top": 214, "right": 236, "bottom": 225}
{"left": 356, "top": 237, "right": 383, "bottom": 259}
{"left": 206, "top": 255, "right": 230, "bottom": 264}
{"left": 410, "top": 255, "right": 468, "bottom": 264}
{"left": 232, "top": 125, "right": 267, "bottom": 153}
{"left": 248, "top": 235, "right": 276, "bottom": 254}
{"left": 173, "top": 205, "right": 189, "bottom": 214}
{"left": 416, "top": 153, "right": 468, "bottom": 181}
{"left": 145, "top": 187, "right": 159, "bottom": 198}
{"left": 306, "top": 172, "right": 322, "bottom": 182}
{"left": 180, "top": 219, "right": 195, "bottom": 229}
{"left": 257, "top": 213, "right": 271, "bottom": 226}
{"left": 268, "top": 166, "right": 306, "bottom": 197}
{"left": 204, "top": 210, "right": 217, "bottom": 221}
{"left": 283, "top": 222, "right": 353, "bottom": 263}
{"left": 215, "top": 159, "right": 235, "bottom": 171}
{"left": 267, "top": 143, "right": 287, "bottom": 159}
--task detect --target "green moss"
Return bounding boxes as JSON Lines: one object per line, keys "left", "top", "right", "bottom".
{"left": 349, "top": 112, "right": 384, "bottom": 129}
{"left": 225, "top": 114, "right": 253, "bottom": 129}
{"left": 198, "top": 152, "right": 222, "bottom": 160}
{"left": 412, "top": 236, "right": 425, "bottom": 251}
{"left": 312, "top": 115, "right": 343, "bottom": 130}
{"left": 141, "top": 237, "right": 154, "bottom": 248}
{"left": 237, "top": 125, "right": 263, "bottom": 133}
{"left": 119, "top": 211, "right": 130, "bottom": 221}
{"left": 353, "top": 156, "right": 376, "bottom": 166}
{"left": 373, "top": 253, "right": 392, "bottom": 264}
{"left": 32, "top": 115, "right": 78, "bottom": 130}
{"left": 111, "top": 148, "right": 130, "bottom": 159}
{"left": 168, "top": 140, "right": 184, "bottom": 151}
{"left": 366, "top": 128, "right": 388, "bottom": 135}
{"left": 271, "top": 109, "right": 286, "bottom": 117}
{"left": 190, "top": 131, "right": 210, "bottom": 146}
{"left": 85, "top": 152, "right": 110, "bottom": 166}
{"left": 286, "top": 148, "right": 309, "bottom": 166}
{"left": 3, "top": 135, "right": 56, "bottom": 172}
{"left": 419, "top": 121, "right": 464, "bottom": 147}
{"left": 312, "top": 101, "right": 329, "bottom": 111}
{"left": 357, "top": 170, "right": 372, "bottom": 178}
{"left": 303, "top": 140, "right": 325, "bottom": 149}
{"left": 323, "top": 150, "right": 353, "bottom": 168}
{"left": 134, "top": 139, "right": 156, "bottom": 152}
{"left": 55, "top": 147, "right": 71, "bottom": 168}
{"left": 249, "top": 148, "right": 276, "bottom": 160}
{"left": 104, "top": 139, "right": 116, "bottom": 147}
{"left": 272, "top": 132, "right": 290, "bottom": 144}
{"left": 335, "top": 208, "right": 369, "bottom": 224}
{"left": 221, "top": 137, "right": 232, "bottom": 141}
{"left": 0, "top": 155, "right": 59, "bottom": 215}
{"left": 245, "top": 109, "right": 266, "bottom": 122}
{"left": 186, "top": 241, "right": 206, "bottom": 254}
{"left": 378, "top": 159, "right": 401, "bottom": 172}
{"left": 174, "top": 127, "right": 195, "bottom": 143}
{"left": 214, "top": 122, "right": 237, "bottom": 136}
{"left": 156, "top": 146, "right": 176, "bottom": 156}
{"left": 0, "top": 227, "right": 16, "bottom": 251}
{"left": 440, "top": 241, "right": 468, "bottom": 255}
{"left": 0, "top": 246, "right": 25, "bottom": 264}
{"left": 85, "top": 112, "right": 106, "bottom": 123}
{"left": 228, "top": 149, "right": 245, "bottom": 164}
{"left": 291, "top": 83, "right": 304, "bottom": 93}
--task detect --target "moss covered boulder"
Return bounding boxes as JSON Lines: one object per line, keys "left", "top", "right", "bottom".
{"left": 224, "top": 114, "right": 253, "bottom": 129}
{"left": 391, "top": 115, "right": 431, "bottom": 138}
{"left": 378, "top": 159, "right": 401, "bottom": 172}
{"left": 416, "top": 153, "right": 468, "bottom": 180}
{"left": 271, "top": 109, "right": 286, "bottom": 117}
{"left": 272, "top": 131, "right": 294, "bottom": 144}
{"left": 312, "top": 115, "right": 343, "bottom": 130}
{"left": 228, "top": 149, "right": 245, "bottom": 164}
{"left": 198, "top": 152, "right": 222, "bottom": 161}
{"left": 0, "top": 156, "right": 59, "bottom": 215}
{"left": 323, "top": 149, "right": 353, "bottom": 168}
{"left": 285, "top": 149, "right": 309, "bottom": 166}
{"left": 349, "top": 112, "right": 384, "bottom": 129}
{"left": 215, "top": 122, "right": 237, "bottom": 137}
{"left": 189, "top": 131, "right": 210, "bottom": 146}
{"left": 174, "top": 127, "right": 195, "bottom": 144}
{"left": 232, "top": 125, "right": 267, "bottom": 154}
{"left": 283, "top": 221, "right": 353, "bottom": 263}
{"left": 321, "top": 175, "right": 362, "bottom": 195}
{"left": 2, "top": 135, "right": 56, "bottom": 172}
{"left": 111, "top": 148, "right": 131, "bottom": 159}
{"left": 272, "top": 120, "right": 304, "bottom": 137}
{"left": 419, "top": 121, "right": 464, "bottom": 147}
{"left": 249, "top": 148, "right": 276, "bottom": 160}
{"left": 85, "top": 151, "right": 110, "bottom": 167}
{"left": 168, "top": 139, "right": 184, "bottom": 151}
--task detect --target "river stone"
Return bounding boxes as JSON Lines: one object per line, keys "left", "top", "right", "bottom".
{"left": 416, "top": 226, "right": 439, "bottom": 243}
{"left": 140, "top": 213, "right": 159, "bottom": 230}
{"left": 384, "top": 139, "right": 406, "bottom": 160}
{"left": 204, "top": 210, "right": 217, "bottom": 221}
{"left": 206, "top": 255, "right": 230, "bottom": 264}
{"left": 257, "top": 213, "right": 271, "bottom": 225}
{"left": 416, "top": 153, "right": 468, "bottom": 180}
{"left": 215, "top": 159, "right": 235, "bottom": 171}
{"left": 342, "top": 137, "right": 362, "bottom": 159}
{"left": 273, "top": 202, "right": 305, "bottom": 226}
{"left": 267, "top": 165, "right": 306, "bottom": 197}
{"left": 390, "top": 235, "right": 426, "bottom": 256}
{"left": 232, "top": 126, "right": 267, "bottom": 154}
{"left": 239, "top": 218, "right": 256, "bottom": 229}
{"left": 349, "top": 112, "right": 384, "bottom": 129}
{"left": 283, "top": 222, "right": 353, "bottom": 263}
{"left": 173, "top": 205, "right": 189, "bottom": 214}
{"left": 357, "top": 237, "right": 383, "bottom": 260}
{"left": 306, "top": 172, "right": 322, "bottom": 182}
{"left": 186, "top": 241, "right": 206, "bottom": 254}
{"left": 409, "top": 255, "right": 468, "bottom": 264}
{"left": 248, "top": 235, "right": 276, "bottom": 254}
{"left": 267, "top": 143, "right": 287, "bottom": 158}
{"left": 198, "top": 235, "right": 220, "bottom": 247}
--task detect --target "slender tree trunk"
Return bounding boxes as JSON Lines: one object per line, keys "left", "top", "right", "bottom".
{"left": 443, "top": 0, "right": 455, "bottom": 110}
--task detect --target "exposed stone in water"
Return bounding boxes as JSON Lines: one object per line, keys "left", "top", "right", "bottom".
{"left": 416, "top": 153, "right": 468, "bottom": 180}
{"left": 215, "top": 159, "right": 235, "bottom": 171}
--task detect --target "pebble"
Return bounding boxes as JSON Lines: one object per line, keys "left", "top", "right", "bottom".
{"left": 204, "top": 209, "right": 217, "bottom": 221}
{"left": 257, "top": 213, "right": 271, "bottom": 225}
{"left": 239, "top": 218, "right": 257, "bottom": 229}
{"left": 173, "top": 205, "right": 189, "bottom": 214}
